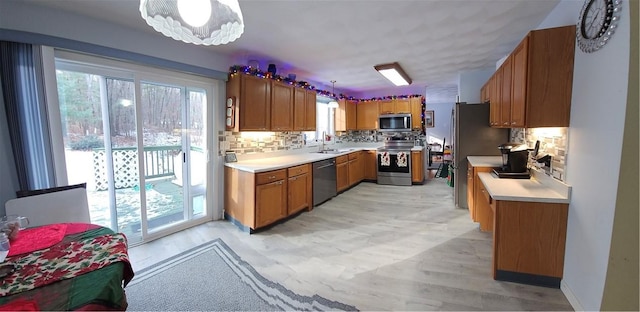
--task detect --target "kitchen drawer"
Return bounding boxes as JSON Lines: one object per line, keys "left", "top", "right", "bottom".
{"left": 288, "top": 164, "right": 309, "bottom": 177}
{"left": 256, "top": 169, "right": 287, "bottom": 185}
{"left": 336, "top": 155, "right": 349, "bottom": 164}
{"left": 348, "top": 152, "right": 359, "bottom": 160}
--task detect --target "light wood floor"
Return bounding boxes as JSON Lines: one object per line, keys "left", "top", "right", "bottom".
{"left": 128, "top": 175, "right": 573, "bottom": 311}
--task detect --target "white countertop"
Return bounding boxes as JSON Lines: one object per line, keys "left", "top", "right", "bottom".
{"left": 225, "top": 146, "right": 425, "bottom": 173}
{"left": 478, "top": 168, "right": 571, "bottom": 204}
{"left": 467, "top": 156, "right": 503, "bottom": 168}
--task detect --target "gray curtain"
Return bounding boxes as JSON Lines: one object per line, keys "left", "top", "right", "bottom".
{"left": 0, "top": 41, "right": 55, "bottom": 191}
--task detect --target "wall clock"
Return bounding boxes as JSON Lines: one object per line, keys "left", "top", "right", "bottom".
{"left": 577, "top": 0, "right": 623, "bottom": 53}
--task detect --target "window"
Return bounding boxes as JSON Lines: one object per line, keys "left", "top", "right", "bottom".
{"left": 305, "top": 98, "right": 335, "bottom": 144}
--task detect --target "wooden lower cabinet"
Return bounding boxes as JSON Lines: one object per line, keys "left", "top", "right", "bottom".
{"left": 363, "top": 150, "right": 377, "bottom": 180}
{"left": 287, "top": 164, "right": 312, "bottom": 215}
{"left": 474, "top": 167, "right": 495, "bottom": 231}
{"left": 255, "top": 170, "right": 287, "bottom": 228}
{"left": 225, "top": 165, "right": 311, "bottom": 232}
{"left": 411, "top": 150, "right": 424, "bottom": 183}
{"left": 492, "top": 200, "right": 569, "bottom": 287}
{"left": 347, "top": 152, "right": 364, "bottom": 186}
{"left": 467, "top": 164, "right": 475, "bottom": 221}
{"left": 336, "top": 155, "right": 349, "bottom": 192}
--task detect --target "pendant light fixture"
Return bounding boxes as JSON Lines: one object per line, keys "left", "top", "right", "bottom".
{"left": 140, "top": 0, "right": 244, "bottom": 46}
{"left": 327, "top": 80, "right": 339, "bottom": 108}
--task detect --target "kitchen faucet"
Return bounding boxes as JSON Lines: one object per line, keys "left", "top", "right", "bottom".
{"left": 320, "top": 131, "right": 326, "bottom": 151}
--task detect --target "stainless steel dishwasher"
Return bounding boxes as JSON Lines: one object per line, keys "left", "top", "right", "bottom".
{"left": 312, "top": 158, "right": 337, "bottom": 206}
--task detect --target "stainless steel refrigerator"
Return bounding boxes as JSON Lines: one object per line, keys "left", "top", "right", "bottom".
{"left": 451, "top": 102, "right": 509, "bottom": 209}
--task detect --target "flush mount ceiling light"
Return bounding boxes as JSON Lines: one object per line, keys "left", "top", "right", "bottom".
{"left": 139, "top": 0, "right": 244, "bottom": 45}
{"left": 328, "top": 80, "right": 339, "bottom": 108}
{"left": 374, "top": 62, "right": 412, "bottom": 86}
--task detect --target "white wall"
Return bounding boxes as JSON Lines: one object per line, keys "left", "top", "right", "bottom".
{"left": 0, "top": 1, "right": 232, "bottom": 73}
{"left": 457, "top": 67, "right": 494, "bottom": 103}
{"left": 536, "top": 1, "right": 632, "bottom": 310}
{"left": 424, "top": 102, "right": 454, "bottom": 146}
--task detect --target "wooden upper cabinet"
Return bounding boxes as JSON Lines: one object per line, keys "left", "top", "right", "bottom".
{"left": 336, "top": 99, "right": 357, "bottom": 132}
{"left": 481, "top": 79, "right": 491, "bottom": 104}
{"left": 347, "top": 100, "right": 357, "bottom": 131}
{"left": 499, "top": 56, "right": 512, "bottom": 127}
{"left": 378, "top": 98, "right": 411, "bottom": 114}
{"left": 304, "top": 89, "right": 316, "bottom": 131}
{"left": 227, "top": 74, "right": 301, "bottom": 132}
{"left": 489, "top": 73, "right": 500, "bottom": 126}
{"left": 378, "top": 99, "right": 395, "bottom": 114}
{"left": 510, "top": 37, "right": 528, "bottom": 128}
{"left": 409, "top": 97, "right": 423, "bottom": 130}
{"left": 293, "top": 88, "right": 317, "bottom": 131}
{"left": 394, "top": 98, "right": 411, "bottom": 114}
{"left": 525, "top": 25, "right": 574, "bottom": 127}
{"left": 486, "top": 25, "right": 575, "bottom": 128}
{"left": 229, "top": 74, "right": 270, "bottom": 131}
{"left": 293, "top": 87, "right": 306, "bottom": 131}
{"left": 357, "top": 101, "right": 379, "bottom": 130}
{"left": 270, "top": 80, "right": 294, "bottom": 131}
{"left": 480, "top": 83, "right": 487, "bottom": 104}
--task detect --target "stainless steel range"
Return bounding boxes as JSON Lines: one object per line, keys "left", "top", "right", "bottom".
{"left": 377, "top": 137, "right": 413, "bottom": 186}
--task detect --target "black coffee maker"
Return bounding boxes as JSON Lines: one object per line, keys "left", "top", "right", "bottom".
{"left": 494, "top": 143, "right": 530, "bottom": 178}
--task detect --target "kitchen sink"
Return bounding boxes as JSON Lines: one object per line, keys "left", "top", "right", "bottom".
{"left": 313, "top": 148, "right": 356, "bottom": 154}
{"left": 315, "top": 149, "right": 342, "bottom": 154}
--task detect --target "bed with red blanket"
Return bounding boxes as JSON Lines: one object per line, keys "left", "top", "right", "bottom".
{"left": 0, "top": 223, "right": 134, "bottom": 311}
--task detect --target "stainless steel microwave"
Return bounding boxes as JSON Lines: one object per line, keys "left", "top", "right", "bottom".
{"left": 378, "top": 114, "right": 412, "bottom": 132}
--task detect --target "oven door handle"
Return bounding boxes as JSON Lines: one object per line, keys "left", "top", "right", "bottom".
{"left": 378, "top": 151, "right": 411, "bottom": 155}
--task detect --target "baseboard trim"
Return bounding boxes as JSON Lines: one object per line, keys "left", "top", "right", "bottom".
{"left": 496, "top": 270, "right": 560, "bottom": 288}
{"left": 561, "top": 280, "right": 584, "bottom": 311}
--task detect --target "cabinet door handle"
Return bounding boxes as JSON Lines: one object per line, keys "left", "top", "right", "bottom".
{"left": 269, "top": 175, "right": 276, "bottom": 179}
{"left": 276, "top": 181, "right": 283, "bottom": 185}
{"left": 291, "top": 177, "right": 297, "bottom": 181}
{"left": 511, "top": 122, "right": 516, "bottom": 125}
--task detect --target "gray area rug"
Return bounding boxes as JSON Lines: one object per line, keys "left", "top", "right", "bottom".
{"left": 125, "top": 239, "right": 357, "bottom": 311}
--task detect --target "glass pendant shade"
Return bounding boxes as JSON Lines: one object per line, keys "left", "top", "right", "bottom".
{"left": 140, "top": 0, "right": 244, "bottom": 45}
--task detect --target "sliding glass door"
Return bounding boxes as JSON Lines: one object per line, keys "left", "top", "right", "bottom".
{"left": 139, "top": 82, "right": 208, "bottom": 234}
{"left": 54, "top": 57, "right": 212, "bottom": 245}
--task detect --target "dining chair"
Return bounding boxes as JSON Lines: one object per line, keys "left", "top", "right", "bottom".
{"left": 4, "top": 183, "right": 91, "bottom": 227}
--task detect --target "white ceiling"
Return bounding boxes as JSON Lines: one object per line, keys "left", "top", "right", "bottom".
{"left": 20, "top": 0, "right": 563, "bottom": 102}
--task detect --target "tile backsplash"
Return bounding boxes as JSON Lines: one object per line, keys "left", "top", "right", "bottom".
{"left": 510, "top": 127, "right": 568, "bottom": 181}
{"left": 219, "top": 131, "right": 306, "bottom": 155}
{"left": 336, "top": 130, "right": 425, "bottom": 143}
{"left": 219, "top": 130, "right": 427, "bottom": 156}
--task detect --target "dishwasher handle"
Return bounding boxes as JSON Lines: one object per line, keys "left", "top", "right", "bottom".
{"left": 315, "top": 162, "right": 336, "bottom": 169}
